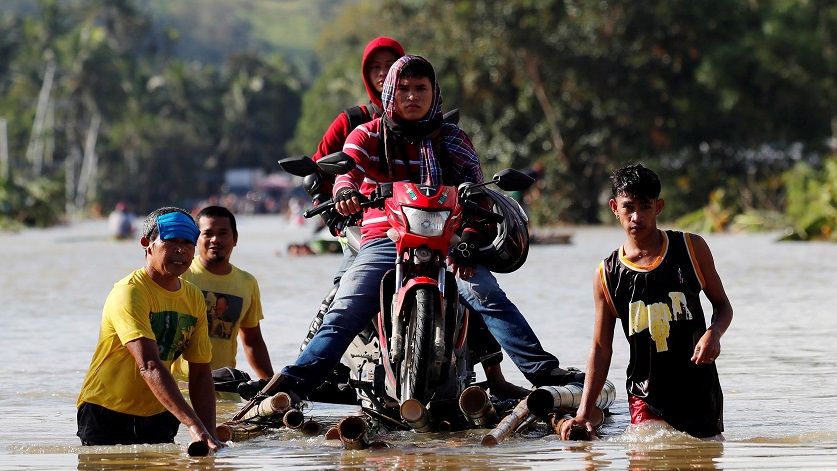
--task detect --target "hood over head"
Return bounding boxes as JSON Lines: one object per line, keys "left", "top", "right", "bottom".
{"left": 361, "top": 37, "right": 405, "bottom": 109}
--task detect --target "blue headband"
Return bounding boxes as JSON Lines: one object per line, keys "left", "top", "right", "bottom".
{"left": 156, "top": 212, "right": 200, "bottom": 244}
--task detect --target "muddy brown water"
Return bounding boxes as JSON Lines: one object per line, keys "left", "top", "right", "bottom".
{"left": 2, "top": 216, "right": 835, "bottom": 469}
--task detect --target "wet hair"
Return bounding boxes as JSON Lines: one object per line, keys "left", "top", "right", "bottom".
{"left": 610, "top": 164, "right": 661, "bottom": 200}
{"left": 195, "top": 205, "right": 237, "bottom": 237}
{"left": 142, "top": 206, "right": 193, "bottom": 242}
{"left": 399, "top": 58, "right": 435, "bottom": 85}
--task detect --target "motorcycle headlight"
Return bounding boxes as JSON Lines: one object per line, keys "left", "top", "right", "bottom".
{"left": 403, "top": 208, "right": 450, "bottom": 237}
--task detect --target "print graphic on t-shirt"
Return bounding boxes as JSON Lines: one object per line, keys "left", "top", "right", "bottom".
{"left": 627, "top": 292, "right": 694, "bottom": 352}
{"left": 149, "top": 310, "right": 198, "bottom": 361}
{"left": 202, "top": 291, "right": 244, "bottom": 340}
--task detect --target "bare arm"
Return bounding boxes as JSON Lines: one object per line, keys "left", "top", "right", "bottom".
{"left": 561, "top": 267, "right": 617, "bottom": 439}
{"left": 125, "top": 338, "right": 224, "bottom": 450}
{"left": 239, "top": 324, "right": 274, "bottom": 379}
{"left": 689, "top": 234, "right": 733, "bottom": 365}
{"left": 187, "top": 361, "right": 223, "bottom": 445}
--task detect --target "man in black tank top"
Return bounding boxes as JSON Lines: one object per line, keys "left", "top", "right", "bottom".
{"left": 560, "top": 164, "right": 734, "bottom": 440}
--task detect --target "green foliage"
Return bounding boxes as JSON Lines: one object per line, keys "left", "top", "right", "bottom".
{"left": 286, "top": 60, "right": 362, "bottom": 157}
{"left": 285, "top": 0, "right": 401, "bottom": 157}
{"left": 382, "top": 0, "right": 833, "bottom": 229}
{"left": 0, "top": 176, "right": 64, "bottom": 229}
{"left": 0, "top": 0, "right": 305, "bottom": 225}
{"left": 781, "top": 155, "right": 837, "bottom": 241}
{"left": 1, "top": 0, "right": 836, "bottom": 238}
{"left": 144, "top": 0, "right": 354, "bottom": 77}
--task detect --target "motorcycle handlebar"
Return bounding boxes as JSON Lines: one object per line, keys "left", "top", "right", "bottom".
{"left": 302, "top": 193, "right": 379, "bottom": 219}
{"left": 304, "top": 186, "right": 503, "bottom": 224}
{"left": 303, "top": 200, "right": 336, "bottom": 218}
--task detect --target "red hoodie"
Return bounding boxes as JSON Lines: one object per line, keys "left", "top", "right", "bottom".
{"left": 311, "top": 37, "right": 405, "bottom": 162}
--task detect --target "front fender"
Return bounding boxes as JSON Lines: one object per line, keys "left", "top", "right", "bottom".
{"left": 392, "top": 277, "right": 443, "bottom": 318}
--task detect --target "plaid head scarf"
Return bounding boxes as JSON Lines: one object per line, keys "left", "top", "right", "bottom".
{"left": 380, "top": 55, "right": 480, "bottom": 186}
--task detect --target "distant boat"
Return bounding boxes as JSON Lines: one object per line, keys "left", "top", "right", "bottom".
{"left": 309, "top": 234, "right": 343, "bottom": 255}
{"left": 530, "top": 228, "right": 573, "bottom": 245}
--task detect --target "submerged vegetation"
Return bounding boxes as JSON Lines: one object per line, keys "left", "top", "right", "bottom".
{"left": 0, "top": 0, "right": 835, "bottom": 241}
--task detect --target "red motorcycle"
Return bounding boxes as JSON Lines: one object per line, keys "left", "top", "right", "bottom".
{"left": 279, "top": 153, "right": 534, "bottom": 429}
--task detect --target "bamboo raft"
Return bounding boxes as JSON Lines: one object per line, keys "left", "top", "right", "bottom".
{"left": 212, "top": 380, "right": 616, "bottom": 451}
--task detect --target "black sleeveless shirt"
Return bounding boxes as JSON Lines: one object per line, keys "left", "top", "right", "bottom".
{"left": 600, "top": 230, "right": 723, "bottom": 437}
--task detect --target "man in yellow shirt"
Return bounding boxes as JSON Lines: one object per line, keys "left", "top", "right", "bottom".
{"left": 77, "top": 207, "right": 224, "bottom": 451}
{"left": 172, "top": 206, "right": 274, "bottom": 386}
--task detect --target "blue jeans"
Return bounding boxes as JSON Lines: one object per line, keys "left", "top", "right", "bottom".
{"left": 282, "top": 237, "right": 561, "bottom": 391}
{"left": 456, "top": 266, "right": 562, "bottom": 384}
{"left": 332, "top": 244, "right": 355, "bottom": 285}
{"left": 283, "top": 237, "right": 394, "bottom": 391}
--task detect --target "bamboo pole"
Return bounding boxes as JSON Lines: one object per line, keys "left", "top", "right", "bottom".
{"left": 282, "top": 408, "right": 305, "bottom": 429}
{"left": 337, "top": 416, "right": 368, "bottom": 450}
{"left": 187, "top": 440, "right": 210, "bottom": 456}
{"left": 526, "top": 379, "right": 616, "bottom": 417}
{"left": 216, "top": 422, "right": 267, "bottom": 442}
{"left": 481, "top": 398, "right": 530, "bottom": 446}
{"left": 400, "top": 398, "right": 433, "bottom": 432}
{"left": 459, "top": 385, "right": 498, "bottom": 427}
{"left": 300, "top": 420, "right": 323, "bottom": 436}
{"left": 549, "top": 405, "right": 603, "bottom": 440}
{"left": 237, "top": 391, "right": 292, "bottom": 423}
{"left": 231, "top": 372, "right": 287, "bottom": 421}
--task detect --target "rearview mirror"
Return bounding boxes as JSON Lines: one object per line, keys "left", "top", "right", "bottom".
{"left": 278, "top": 155, "right": 319, "bottom": 177}
{"left": 492, "top": 169, "right": 535, "bottom": 192}
{"left": 317, "top": 151, "right": 356, "bottom": 176}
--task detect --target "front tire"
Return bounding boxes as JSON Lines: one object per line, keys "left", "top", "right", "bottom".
{"left": 399, "top": 287, "right": 436, "bottom": 404}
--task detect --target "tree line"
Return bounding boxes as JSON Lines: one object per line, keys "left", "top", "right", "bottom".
{"left": 1, "top": 0, "right": 835, "bottom": 240}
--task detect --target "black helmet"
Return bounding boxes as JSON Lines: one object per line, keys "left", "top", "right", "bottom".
{"left": 469, "top": 187, "right": 530, "bottom": 273}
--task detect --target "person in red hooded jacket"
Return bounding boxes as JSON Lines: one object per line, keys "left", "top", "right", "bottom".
{"left": 298, "top": 39, "right": 406, "bottom": 359}
{"left": 308, "top": 37, "right": 404, "bottom": 286}
{"left": 312, "top": 37, "right": 405, "bottom": 166}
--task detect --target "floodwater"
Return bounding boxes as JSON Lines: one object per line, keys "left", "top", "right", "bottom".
{"left": 1, "top": 215, "right": 836, "bottom": 470}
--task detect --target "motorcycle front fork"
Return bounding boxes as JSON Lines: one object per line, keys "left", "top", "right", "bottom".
{"left": 388, "top": 263, "right": 448, "bottom": 365}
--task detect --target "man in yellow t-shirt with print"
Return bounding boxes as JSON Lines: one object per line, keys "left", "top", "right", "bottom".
{"left": 77, "top": 207, "right": 224, "bottom": 451}
{"left": 172, "top": 206, "right": 274, "bottom": 388}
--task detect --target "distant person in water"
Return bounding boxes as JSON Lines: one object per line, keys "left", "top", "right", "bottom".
{"left": 108, "top": 201, "right": 135, "bottom": 239}
{"left": 561, "top": 164, "right": 733, "bottom": 440}
{"left": 77, "top": 207, "right": 224, "bottom": 451}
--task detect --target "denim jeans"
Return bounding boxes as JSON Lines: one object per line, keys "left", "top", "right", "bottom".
{"left": 456, "top": 265, "right": 562, "bottom": 384}
{"left": 332, "top": 244, "right": 356, "bottom": 285}
{"left": 282, "top": 237, "right": 561, "bottom": 392}
{"left": 282, "top": 237, "right": 394, "bottom": 391}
